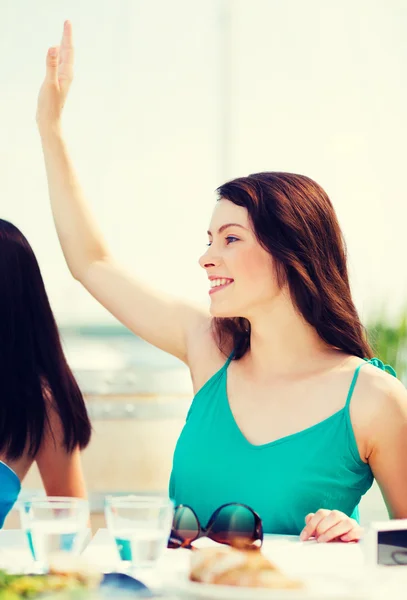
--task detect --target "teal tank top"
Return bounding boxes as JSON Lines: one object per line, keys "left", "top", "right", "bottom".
{"left": 170, "top": 357, "right": 395, "bottom": 535}
{"left": 0, "top": 461, "right": 21, "bottom": 528}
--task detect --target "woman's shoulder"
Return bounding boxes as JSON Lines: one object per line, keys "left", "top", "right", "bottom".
{"left": 350, "top": 358, "right": 407, "bottom": 438}
{"left": 356, "top": 358, "right": 405, "bottom": 400}
{"left": 186, "top": 317, "right": 233, "bottom": 394}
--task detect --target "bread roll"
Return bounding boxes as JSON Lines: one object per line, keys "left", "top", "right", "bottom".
{"left": 190, "top": 546, "right": 302, "bottom": 589}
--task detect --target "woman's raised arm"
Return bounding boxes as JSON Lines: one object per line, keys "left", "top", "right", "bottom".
{"left": 37, "top": 22, "right": 209, "bottom": 363}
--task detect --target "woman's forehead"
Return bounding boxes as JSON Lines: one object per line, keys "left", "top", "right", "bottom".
{"left": 208, "top": 200, "right": 249, "bottom": 230}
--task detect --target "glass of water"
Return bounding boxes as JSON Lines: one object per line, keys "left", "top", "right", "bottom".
{"left": 105, "top": 495, "right": 174, "bottom": 571}
{"left": 19, "top": 497, "right": 89, "bottom": 572}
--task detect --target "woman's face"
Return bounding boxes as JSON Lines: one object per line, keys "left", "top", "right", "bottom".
{"left": 199, "top": 199, "right": 281, "bottom": 318}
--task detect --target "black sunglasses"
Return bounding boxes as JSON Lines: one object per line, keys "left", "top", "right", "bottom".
{"left": 168, "top": 502, "right": 263, "bottom": 550}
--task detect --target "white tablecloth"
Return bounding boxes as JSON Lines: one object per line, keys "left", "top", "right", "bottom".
{"left": 0, "top": 530, "right": 34, "bottom": 570}
{"left": 1, "top": 529, "right": 407, "bottom": 598}
{"left": 0, "top": 528, "right": 91, "bottom": 572}
{"left": 81, "top": 529, "right": 407, "bottom": 599}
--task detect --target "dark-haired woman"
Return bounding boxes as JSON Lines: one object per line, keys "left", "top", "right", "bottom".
{"left": 0, "top": 219, "right": 91, "bottom": 527}
{"left": 36, "top": 22, "right": 407, "bottom": 543}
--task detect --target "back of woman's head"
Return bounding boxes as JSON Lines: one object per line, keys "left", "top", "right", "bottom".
{"left": 0, "top": 219, "right": 91, "bottom": 460}
{"left": 214, "top": 172, "right": 373, "bottom": 360}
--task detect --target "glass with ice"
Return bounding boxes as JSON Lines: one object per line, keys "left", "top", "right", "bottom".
{"left": 105, "top": 495, "right": 174, "bottom": 570}
{"left": 19, "top": 497, "right": 89, "bottom": 571}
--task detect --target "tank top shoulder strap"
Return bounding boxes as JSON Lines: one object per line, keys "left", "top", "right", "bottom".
{"left": 186, "top": 351, "right": 234, "bottom": 421}
{"left": 224, "top": 351, "right": 234, "bottom": 369}
{"left": 345, "top": 357, "right": 397, "bottom": 408}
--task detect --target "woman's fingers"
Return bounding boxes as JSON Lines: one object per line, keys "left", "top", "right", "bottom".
{"left": 300, "top": 509, "right": 331, "bottom": 540}
{"left": 37, "top": 21, "right": 74, "bottom": 132}
{"left": 339, "top": 527, "right": 364, "bottom": 542}
{"left": 317, "top": 519, "right": 357, "bottom": 543}
{"left": 46, "top": 46, "right": 60, "bottom": 84}
{"left": 312, "top": 511, "right": 345, "bottom": 537}
{"left": 300, "top": 509, "right": 362, "bottom": 543}
{"left": 58, "top": 20, "right": 74, "bottom": 90}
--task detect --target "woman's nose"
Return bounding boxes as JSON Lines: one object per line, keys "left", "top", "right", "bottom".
{"left": 198, "top": 246, "right": 220, "bottom": 270}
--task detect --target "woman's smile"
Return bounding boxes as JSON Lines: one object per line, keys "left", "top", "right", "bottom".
{"left": 209, "top": 277, "right": 234, "bottom": 295}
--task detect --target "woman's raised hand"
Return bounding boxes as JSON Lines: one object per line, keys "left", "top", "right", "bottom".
{"left": 37, "top": 21, "right": 74, "bottom": 134}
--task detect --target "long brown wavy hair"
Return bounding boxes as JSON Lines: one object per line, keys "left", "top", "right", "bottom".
{"left": 212, "top": 172, "right": 373, "bottom": 360}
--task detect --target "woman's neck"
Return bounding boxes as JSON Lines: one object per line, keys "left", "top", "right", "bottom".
{"left": 243, "top": 292, "right": 342, "bottom": 380}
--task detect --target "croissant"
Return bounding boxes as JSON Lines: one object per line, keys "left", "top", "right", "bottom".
{"left": 190, "top": 546, "right": 303, "bottom": 589}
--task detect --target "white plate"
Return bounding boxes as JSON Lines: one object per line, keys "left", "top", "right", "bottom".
{"left": 174, "top": 574, "right": 368, "bottom": 600}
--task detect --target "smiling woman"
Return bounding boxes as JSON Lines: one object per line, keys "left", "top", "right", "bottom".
{"left": 207, "top": 174, "right": 373, "bottom": 360}
{"left": 202, "top": 207, "right": 278, "bottom": 326}
{"left": 36, "top": 21, "right": 407, "bottom": 544}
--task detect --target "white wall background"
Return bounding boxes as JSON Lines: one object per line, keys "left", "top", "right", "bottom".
{"left": 0, "top": 0, "right": 406, "bottom": 325}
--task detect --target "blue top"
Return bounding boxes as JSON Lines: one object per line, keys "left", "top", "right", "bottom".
{"left": 0, "top": 461, "right": 21, "bottom": 528}
{"left": 170, "top": 357, "right": 396, "bottom": 534}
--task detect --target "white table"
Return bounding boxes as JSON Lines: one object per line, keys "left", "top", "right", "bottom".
{"left": 2, "top": 529, "right": 407, "bottom": 598}
{"left": 81, "top": 529, "right": 407, "bottom": 598}
{"left": 0, "top": 528, "right": 92, "bottom": 572}
{"left": 0, "top": 530, "right": 34, "bottom": 569}
{"left": 82, "top": 529, "right": 365, "bottom": 572}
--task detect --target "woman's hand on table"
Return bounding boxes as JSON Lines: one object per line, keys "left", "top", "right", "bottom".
{"left": 300, "top": 509, "right": 363, "bottom": 543}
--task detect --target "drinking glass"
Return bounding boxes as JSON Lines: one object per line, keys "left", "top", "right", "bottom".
{"left": 105, "top": 495, "right": 174, "bottom": 571}
{"left": 19, "top": 496, "right": 89, "bottom": 572}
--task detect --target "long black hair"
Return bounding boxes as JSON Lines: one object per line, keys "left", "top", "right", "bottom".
{"left": 0, "top": 219, "right": 91, "bottom": 460}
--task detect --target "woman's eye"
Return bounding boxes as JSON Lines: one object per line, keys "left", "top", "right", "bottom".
{"left": 226, "top": 236, "right": 239, "bottom": 244}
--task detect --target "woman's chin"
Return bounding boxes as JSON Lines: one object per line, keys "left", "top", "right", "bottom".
{"left": 209, "top": 302, "right": 238, "bottom": 319}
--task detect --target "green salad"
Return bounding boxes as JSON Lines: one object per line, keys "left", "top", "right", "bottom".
{"left": 0, "top": 569, "right": 98, "bottom": 599}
